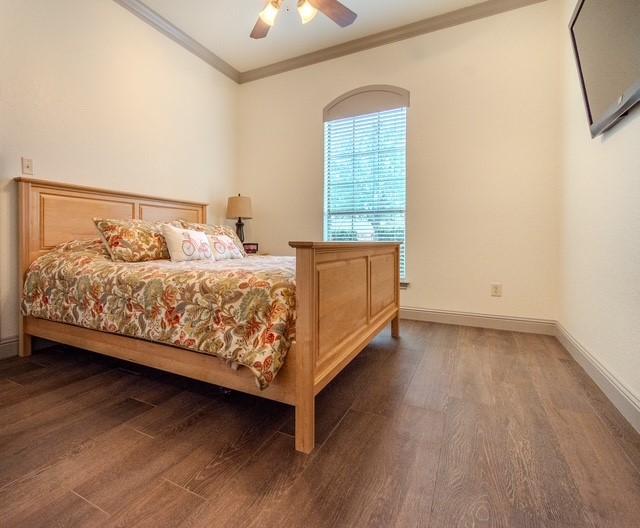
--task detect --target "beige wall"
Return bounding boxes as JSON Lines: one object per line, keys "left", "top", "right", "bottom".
{"left": 237, "top": 1, "right": 561, "bottom": 320}
{"left": 0, "top": 0, "right": 237, "bottom": 342}
{"left": 559, "top": 1, "right": 640, "bottom": 403}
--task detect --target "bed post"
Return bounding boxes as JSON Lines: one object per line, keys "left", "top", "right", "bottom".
{"left": 18, "top": 180, "right": 32, "bottom": 357}
{"left": 391, "top": 244, "right": 401, "bottom": 338}
{"left": 292, "top": 244, "right": 316, "bottom": 453}
{"left": 391, "top": 316, "right": 400, "bottom": 338}
{"left": 18, "top": 323, "right": 32, "bottom": 357}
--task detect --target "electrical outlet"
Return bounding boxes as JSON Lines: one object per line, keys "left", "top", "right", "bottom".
{"left": 21, "top": 157, "right": 33, "bottom": 175}
{"left": 490, "top": 283, "right": 503, "bottom": 297}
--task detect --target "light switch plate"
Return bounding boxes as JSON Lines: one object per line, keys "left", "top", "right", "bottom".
{"left": 21, "top": 157, "right": 33, "bottom": 175}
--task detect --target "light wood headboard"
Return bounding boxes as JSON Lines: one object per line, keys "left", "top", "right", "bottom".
{"left": 16, "top": 177, "right": 208, "bottom": 275}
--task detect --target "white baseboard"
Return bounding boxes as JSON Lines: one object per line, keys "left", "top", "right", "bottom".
{"left": 0, "top": 337, "right": 18, "bottom": 359}
{"left": 400, "top": 307, "right": 556, "bottom": 335}
{"left": 555, "top": 324, "right": 640, "bottom": 433}
{"left": 400, "top": 307, "right": 640, "bottom": 434}
{"left": 4, "top": 312, "right": 639, "bottom": 435}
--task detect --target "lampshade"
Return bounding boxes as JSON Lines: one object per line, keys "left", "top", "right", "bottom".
{"left": 226, "top": 195, "right": 253, "bottom": 219}
{"left": 298, "top": 0, "right": 318, "bottom": 24}
{"left": 259, "top": 1, "right": 280, "bottom": 26}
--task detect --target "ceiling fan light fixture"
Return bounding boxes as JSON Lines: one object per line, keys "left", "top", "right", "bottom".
{"left": 259, "top": 1, "right": 280, "bottom": 27}
{"left": 251, "top": 0, "right": 357, "bottom": 39}
{"left": 297, "top": 0, "right": 318, "bottom": 24}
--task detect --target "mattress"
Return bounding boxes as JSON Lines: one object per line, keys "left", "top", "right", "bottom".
{"left": 21, "top": 239, "right": 296, "bottom": 389}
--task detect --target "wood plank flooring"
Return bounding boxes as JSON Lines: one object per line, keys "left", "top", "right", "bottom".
{"left": 1, "top": 321, "right": 640, "bottom": 527}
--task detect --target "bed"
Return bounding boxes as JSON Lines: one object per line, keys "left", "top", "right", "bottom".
{"left": 17, "top": 177, "right": 401, "bottom": 453}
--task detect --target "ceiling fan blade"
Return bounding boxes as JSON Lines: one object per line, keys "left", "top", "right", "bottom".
{"left": 310, "top": 0, "right": 357, "bottom": 27}
{"left": 250, "top": 18, "right": 271, "bottom": 39}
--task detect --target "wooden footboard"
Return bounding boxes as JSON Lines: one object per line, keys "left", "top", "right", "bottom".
{"left": 290, "top": 241, "right": 400, "bottom": 452}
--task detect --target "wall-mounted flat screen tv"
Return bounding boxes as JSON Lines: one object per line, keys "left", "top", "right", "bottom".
{"left": 569, "top": 0, "right": 640, "bottom": 137}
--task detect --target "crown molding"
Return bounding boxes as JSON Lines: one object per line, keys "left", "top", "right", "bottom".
{"left": 239, "top": 0, "right": 546, "bottom": 83}
{"left": 113, "top": 0, "right": 546, "bottom": 85}
{"left": 112, "top": 0, "right": 241, "bottom": 83}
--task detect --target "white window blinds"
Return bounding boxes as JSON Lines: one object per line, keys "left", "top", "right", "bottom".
{"left": 324, "top": 107, "right": 407, "bottom": 278}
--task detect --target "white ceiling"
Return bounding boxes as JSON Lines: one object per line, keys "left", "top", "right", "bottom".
{"left": 143, "top": 0, "right": 486, "bottom": 72}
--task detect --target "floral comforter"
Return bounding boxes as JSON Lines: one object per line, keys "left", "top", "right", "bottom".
{"left": 21, "top": 240, "right": 296, "bottom": 389}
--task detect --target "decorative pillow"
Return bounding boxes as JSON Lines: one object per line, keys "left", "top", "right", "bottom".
{"left": 162, "top": 224, "right": 213, "bottom": 262}
{"left": 94, "top": 218, "right": 181, "bottom": 262}
{"left": 208, "top": 234, "right": 244, "bottom": 261}
{"left": 181, "top": 222, "right": 246, "bottom": 257}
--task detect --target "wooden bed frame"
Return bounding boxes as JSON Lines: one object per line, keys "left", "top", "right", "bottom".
{"left": 16, "top": 177, "right": 400, "bottom": 453}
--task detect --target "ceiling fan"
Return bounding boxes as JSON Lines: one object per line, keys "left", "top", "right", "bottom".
{"left": 251, "top": 0, "right": 357, "bottom": 39}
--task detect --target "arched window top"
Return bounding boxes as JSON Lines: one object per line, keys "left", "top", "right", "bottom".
{"left": 323, "top": 85, "right": 410, "bottom": 122}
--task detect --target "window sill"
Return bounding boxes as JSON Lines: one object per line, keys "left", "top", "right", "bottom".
{"left": 400, "top": 281, "right": 410, "bottom": 290}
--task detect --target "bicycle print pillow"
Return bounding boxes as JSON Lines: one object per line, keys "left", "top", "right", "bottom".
{"left": 94, "top": 218, "right": 182, "bottom": 262}
{"left": 162, "top": 224, "right": 213, "bottom": 262}
{"left": 207, "top": 234, "right": 244, "bottom": 261}
{"left": 180, "top": 222, "right": 247, "bottom": 257}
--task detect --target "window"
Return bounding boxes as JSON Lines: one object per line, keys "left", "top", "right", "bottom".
{"left": 324, "top": 104, "right": 407, "bottom": 279}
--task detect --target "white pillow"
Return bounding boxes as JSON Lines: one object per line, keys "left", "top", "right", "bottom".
{"left": 162, "top": 224, "right": 213, "bottom": 262}
{"left": 208, "top": 234, "right": 244, "bottom": 260}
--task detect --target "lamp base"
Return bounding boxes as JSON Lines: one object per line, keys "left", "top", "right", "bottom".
{"left": 235, "top": 218, "right": 245, "bottom": 243}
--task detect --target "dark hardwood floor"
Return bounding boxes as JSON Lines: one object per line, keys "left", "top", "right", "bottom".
{"left": 1, "top": 321, "right": 640, "bottom": 527}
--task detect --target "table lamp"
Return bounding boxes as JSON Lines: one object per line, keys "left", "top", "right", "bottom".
{"left": 226, "top": 194, "right": 253, "bottom": 243}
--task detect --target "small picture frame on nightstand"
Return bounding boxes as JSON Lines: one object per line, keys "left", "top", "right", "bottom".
{"left": 243, "top": 242, "right": 259, "bottom": 255}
